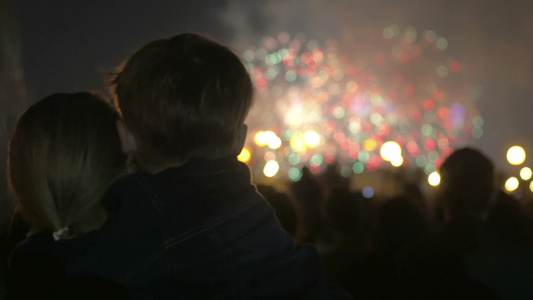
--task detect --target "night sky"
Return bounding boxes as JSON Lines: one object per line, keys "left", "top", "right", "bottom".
{"left": 14, "top": 0, "right": 533, "bottom": 172}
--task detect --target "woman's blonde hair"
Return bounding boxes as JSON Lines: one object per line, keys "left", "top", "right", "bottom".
{"left": 8, "top": 93, "right": 126, "bottom": 239}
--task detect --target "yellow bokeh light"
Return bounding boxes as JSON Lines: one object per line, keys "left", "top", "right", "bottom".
{"left": 391, "top": 155, "right": 403, "bottom": 167}
{"left": 237, "top": 147, "right": 251, "bottom": 163}
{"left": 255, "top": 131, "right": 277, "bottom": 147}
{"left": 263, "top": 160, "right": 280, "bottom": 177}
{"left": 380, "top": 141, "right": 402, "bottom": 162}
{"left": 267, "top": 136, "right": 282, "bottom": 150}
{"left": 507, "top": 146, "right": 526, "bottom": 165}
{"left": 255, "top": 131, "right": 267, "bottom": 146}
{"left": 363, "top": 139, "right": 378, "bottom": 152}
{"left": 428, "top": 171, "right": 441, "bottom": 186}
{"left": 290, "top": 134, "right": 307, "bottom": 152}
{"left": 304, "top": 130, "right": 320, "bottom": 148}
{"left": 530, "top": 181, "right": 533, "bottom": 192}
{"left": 505, "top": 177, "right": 519, "bottom": 192}
{"left": 520, "top": 167, "right": 532, "bottom": 180}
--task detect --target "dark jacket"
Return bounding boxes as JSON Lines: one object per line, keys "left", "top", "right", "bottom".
{"left": 13, "top": 157, "right": 338, "bottom": 299}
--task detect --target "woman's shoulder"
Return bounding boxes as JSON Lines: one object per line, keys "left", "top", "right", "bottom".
{"left": 12, "top": 231, "right": 54, "bottom": 257}
{"left": 11, "top": 230, "right": 99, "bottom": 266}
{"left": 9, "top": 232, "right": 61, "bottom": 280}
{"left": 8, "top": 233, "right": 129, "bottom": 299}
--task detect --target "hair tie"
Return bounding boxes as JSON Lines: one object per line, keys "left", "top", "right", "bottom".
{"left": 53, "top": 227, "right": 70, "bottom": 241}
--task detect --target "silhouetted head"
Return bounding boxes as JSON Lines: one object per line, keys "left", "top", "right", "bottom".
{"left": 402, "top": 182, "right": 427, "bottom": 216}
{"left": 109, "top": 33, "right": 253, "bottom": 169}
{"left": 291, "top": 166, "right": 321, "bottom": 204}
{"left": 290, "top": 167, "right": 323, "bottom": 244}
{"left": 438, "top": 148, "right": 495, "bottom": 221}
{"left": 8, "top": 93, "right": 126, "bottom": 239}
{"left": 323, "top": 162, "right": 350, "bottom": 191}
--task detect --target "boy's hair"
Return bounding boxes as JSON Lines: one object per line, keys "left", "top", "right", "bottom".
{"left": 109, "top": 33, "right": 254, "bottom": 161}
{"left": 8, "top": 93, "right": 126, "bottom": 238}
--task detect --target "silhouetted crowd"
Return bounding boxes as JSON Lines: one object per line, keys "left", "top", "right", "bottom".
{"left": 259, "top": 148, "right": 533, "bottom": 299}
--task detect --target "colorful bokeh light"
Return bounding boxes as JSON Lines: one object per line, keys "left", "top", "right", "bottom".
{"left": 362, "top": 187, "right": 374, "bottom": 198}
{"left": 243, "top": 28, "right": 482, "bottom": 178}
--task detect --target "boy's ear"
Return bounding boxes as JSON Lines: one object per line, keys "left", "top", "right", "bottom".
{"left": 116, "top": 120, "right": 137, "bottom": 154}
{"left": 234, "top": 124, "right": 248, "bottom": 155}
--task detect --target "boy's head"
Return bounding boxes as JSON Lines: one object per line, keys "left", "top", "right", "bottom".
{"left": 110, "top": 33, "right": 253, "bottom": 164}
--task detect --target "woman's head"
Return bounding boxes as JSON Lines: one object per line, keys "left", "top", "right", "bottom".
{"left": 8, "top": 93, "right": 126, "bottom": 239}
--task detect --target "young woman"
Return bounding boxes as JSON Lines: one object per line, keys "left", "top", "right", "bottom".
{"left": 7, "top": 92, "right": 128, "bottom": 299}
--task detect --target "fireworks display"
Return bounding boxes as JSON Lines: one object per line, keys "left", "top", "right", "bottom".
{"left": 240, "top": 26, "right": 484, "bottom": 180}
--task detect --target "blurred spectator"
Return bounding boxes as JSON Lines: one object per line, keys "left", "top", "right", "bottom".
{"left": 291, "top": 167, "right": 323, "bottom": 245}
{"left": 487, "top": 190, "right": 532, "bottom": 243}
{"left": 340, "top": 196, "right": 428, "bottom": 299}
{"left": 320, "top": 189, "right": 363, "bottom": 281}
{"left": 374, "top": 197, "right": 429, "bottom": 254}
{"left": 321, "top": 163, "right": 350, "bottom": 194}
{"left": 398, "top": 148, "right": 533, "bottom": 299}
{"left": 401, "top": 182, "right": 427, "bottom": 217}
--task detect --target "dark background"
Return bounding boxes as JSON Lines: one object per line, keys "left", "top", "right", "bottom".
{"left": 15, "top": 0, "right": 533, "bottom": 166}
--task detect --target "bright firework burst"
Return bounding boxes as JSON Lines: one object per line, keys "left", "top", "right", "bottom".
{"left": 242, "top": 26, "right": 484, "bottom": 180}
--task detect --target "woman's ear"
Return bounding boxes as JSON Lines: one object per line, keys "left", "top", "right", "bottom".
{"left": 116, "top": 120, "right": 137, "bottom": 155}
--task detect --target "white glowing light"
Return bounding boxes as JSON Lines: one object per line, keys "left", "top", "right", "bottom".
{"left": 520, "top": 167, "right": 532, "bottom": 180}
{"left": 507, "top": 146, "right": 526, "bottom": 165}
{"left": 390, "top": 155, "right": 404, "bottom": 167}
{"left": 505, "top": 177, "right": 519, "bottom": 192}
{"left": 263, "top": 160, "right": 280, "bottom": 177}
{"left": 304, "top": 130, "right": 320, "bottom": 148}
{"left": 267, "top": 136, "right": 282, "bottom": 150}
{"left": 428, "top": 171, "right": 441, "bottom": 186}
{"left": 255, "top": 131, "right": 279, "bottom": 149}
{"left": 380, "top": 141, "right": 402, "bottom": 162}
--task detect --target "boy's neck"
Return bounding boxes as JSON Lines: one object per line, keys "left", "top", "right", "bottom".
{"left": 132, "top": 141, "right": 187, "bottom": 174}
{"left": 136, "top": 156, "right": 186, "bottom": 175}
